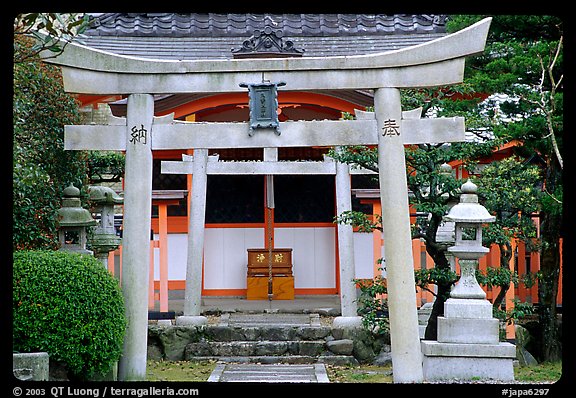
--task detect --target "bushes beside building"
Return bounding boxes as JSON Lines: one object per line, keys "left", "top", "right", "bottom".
{"left": 13, "top": 250, "right": 126, "bottom": 379}
{"left": 13, "top": 35, "right": 89, "bottom": 251}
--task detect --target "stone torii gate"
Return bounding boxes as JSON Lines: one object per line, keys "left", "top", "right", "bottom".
{"left": 44, "top": 17, "right": 491, "bottom": 382}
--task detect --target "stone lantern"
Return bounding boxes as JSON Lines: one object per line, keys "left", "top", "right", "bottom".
{"left": 444, "top": 179, "right": 495, "bottom": 299}
{"left": 56, "top": 184, "right": 97, "bottom": 255}
{"left": 421, "top": 179, "right": 515, "bottom": 382}
{"left": 88, "top": 185, "right": 123, "bottom": 267}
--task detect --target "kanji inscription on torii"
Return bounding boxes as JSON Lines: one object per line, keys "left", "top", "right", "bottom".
{"left": 130, "top": 124, "right": 147, "bottom": 145}
{"left": 382, "top": 118, "right": 400, "bottom": 137}
{"left": 44, "top": 16, "right": 492, "bottom": 383}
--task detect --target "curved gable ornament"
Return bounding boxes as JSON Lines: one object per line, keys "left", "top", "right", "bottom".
{"left": 232, "top": 27, "right": 304, "bottom": 58}
{"left": 42, "top": 18, "right": 491, "bottom": 94}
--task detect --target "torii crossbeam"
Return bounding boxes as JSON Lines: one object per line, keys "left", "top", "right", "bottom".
{"left": 43, "top": 17, "right": 491, "bottom": 382}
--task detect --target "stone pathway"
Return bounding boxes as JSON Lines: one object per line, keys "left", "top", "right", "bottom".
{"left": 208, "top": 313, "right": 330, "bottom": 382}
{"left": 208, "top": 363, "right": 329, "bottom": 383}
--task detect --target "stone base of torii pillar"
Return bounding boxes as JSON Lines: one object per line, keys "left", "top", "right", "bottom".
{"left": 176, "top": 315, "right": 208, "bottom": 326}
{"left": 332, "top": 316, "right": 363, "bottom": 329}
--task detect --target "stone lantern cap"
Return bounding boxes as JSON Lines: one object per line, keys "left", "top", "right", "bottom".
{"left": 56, "top": 184, "right": 97, "bottom": 227}
{"left": 443, "top": 179, "right": 495, "bottom": 224}
{"left": 88, "top": 185, "right": 123, "bottom": 205}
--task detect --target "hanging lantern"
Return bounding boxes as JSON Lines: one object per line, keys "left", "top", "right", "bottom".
{"left": 240, "top": 81, "right": 286, "bottom": 136}
{"left": 56, "top": 184, "right": 97, "bottom": 255}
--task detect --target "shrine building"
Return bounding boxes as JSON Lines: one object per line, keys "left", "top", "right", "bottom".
{"left": 73, "top": 14, "right": 551, "bottom": 306}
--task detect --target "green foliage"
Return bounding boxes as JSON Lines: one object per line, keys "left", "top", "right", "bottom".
{"left": 493, "top": 299, "right": 535, "bottom": 331}
{"left": 414, "top": 267, "right": 458, "bottom": 297}
{"left": 354, "top": 275, "right": 389, "bottom": 336}
{"left": 540, "top": 184, "right": 563, "bottom": 216}
{"left": 13, "top": 250, "right": 126, "bottom": 379}
{"left": 87, "top": 151, "right": 126, "bottom": 183}
{"left": 405, "top": 144, "right": 462, "bottom": 220}
{"left": 328, "top": 145, "right": 378, "bottom": 172}
{"left": 335, "top": 210, "right": 381, "bottom": 233}
{"left": 476, "top": 157, "right": 541, "bottom": 248}
{"left": 14, "top": 13, "right": 90, "bottom": 63}
{"left": 13, "top": 35, "right": 89, "bottom": 250}
{"left": 337, "top": 17, "right": 562, "bottom": 349}
{"left": 476, "top": 266, "right": 518, "bottom": 290}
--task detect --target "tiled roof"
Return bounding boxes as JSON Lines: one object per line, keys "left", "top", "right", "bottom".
{"left": 87, "top": 13, "right": 447, "bottom": 37}
{"left": 76, "top": 13, "right": 449, "bottom": 117}
{"left": 77, "top": 13, "right": 447, "bottom": 60}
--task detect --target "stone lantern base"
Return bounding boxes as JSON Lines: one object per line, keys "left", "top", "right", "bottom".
{"left": 421, "top": 298, "right": 516, "bottom": 381}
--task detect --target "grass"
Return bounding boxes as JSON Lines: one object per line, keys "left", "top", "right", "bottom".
{"left": 327, "top": 361, "right": 562, "bottom": 383}
{"left": 514, "top": 361, "right": 562, "bottom": 383}
{"left": 146, "top": 360, "right": 217, "bottom": 382}
{"left": 325, "top": 364, "right": 393, "bottom": 383}
{"left": 145, "top": 360, "right": 561, "bottom": 383}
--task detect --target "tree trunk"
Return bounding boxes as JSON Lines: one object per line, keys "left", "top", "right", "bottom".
{"left": 538, "top": 210, "right": 562, "bottom": 362}
{"left": 423, "top": 273, "right": 452, "bottom": 341}
{"left": 423, "top": 213, "right": 453, "bottom": 340}
{"left": 493, "top": 285, "right": 509, "bottom": 311}
{"left": 423, "top": 258, "right": 452, "bottom": 340}
{"left": 493, "top": 242, "right": 512, "bottom": 310}
{"left": 537, "top": 157, "right": 562, "bottom": 362}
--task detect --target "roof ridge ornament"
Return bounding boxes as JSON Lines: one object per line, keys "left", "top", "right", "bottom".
{"left": 232, "top": 26, "right": 304, "bottom": 58}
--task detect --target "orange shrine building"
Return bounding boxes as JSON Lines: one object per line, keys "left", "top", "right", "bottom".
{"left": 74, "top": 14, "right": 561, "bottom": 310}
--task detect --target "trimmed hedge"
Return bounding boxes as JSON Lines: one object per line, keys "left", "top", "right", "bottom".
{"left": 13, "top": 250, "right": 126, "bottom": 379}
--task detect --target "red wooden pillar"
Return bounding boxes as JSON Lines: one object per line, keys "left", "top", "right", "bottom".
{"left": 505, "top": 238, "right": 517, "bottom": 339}
{"left": 150, "top": 190, "right": 188, "bottom": 311}
{"left": 158, "top": 204, "right": 169, "bottom": 313}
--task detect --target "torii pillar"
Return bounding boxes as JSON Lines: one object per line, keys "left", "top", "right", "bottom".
{"left": 375, "top": 88, "right": 423, "bottom": 382}
{"left": 176, "top": 148, "right": 209, "bottom": 326}
{"left": 118, "top": 94, "right": 154, "bottom": 381}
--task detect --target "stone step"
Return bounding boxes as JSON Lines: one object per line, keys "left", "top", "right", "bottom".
{"left": 185, "top": 340, "right": 327, "bottom": 358}
{"left": 221, "top": 313, "right": 321, "bottom": 327}
{"left": 148, "top": 322, "right": 387, "bottom": 364}
{"left": 203, "top": 325, "right": 332, "bottom": 342}
{"left": 208, "top": 363, "right": 330, "bottom": 383}
{"left": 188, "top": 355, "right": 359, "bottom": 366}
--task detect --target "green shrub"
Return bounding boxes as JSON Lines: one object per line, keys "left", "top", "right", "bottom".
{"left": 354, "top": 274, "right": 390, "bottom": 337}
{"left": 13, "top": 250, "right": 126, "bottom": 379}
{"left": 13, "top": 36, "right": 89, "bottom": 251}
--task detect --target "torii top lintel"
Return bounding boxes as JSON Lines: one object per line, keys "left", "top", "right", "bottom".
{"left": 43, "top": 18, "right": 491, "bottom": 95}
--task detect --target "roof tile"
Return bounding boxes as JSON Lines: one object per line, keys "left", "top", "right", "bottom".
{"left": 86, "top": 13, "right": 446, "bottom": 38}
{"left": 79, "top": 13, "right": 447, "bottom": 60}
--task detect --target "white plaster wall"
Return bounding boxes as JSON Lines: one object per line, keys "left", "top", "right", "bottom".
{"left": 203, "top": 227, "right": 264, "bottom": 289}
{"left": 353, "top": 232, "right": 375, "bottom": 279}
{"left": 274, "top": 227, "right": 336, "bottom": 289}
{"left": 152, "top": 228, "right": 375, "bottom": 289}
{"left": 152, "top": 233, "right": 187, "bottom": 280}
